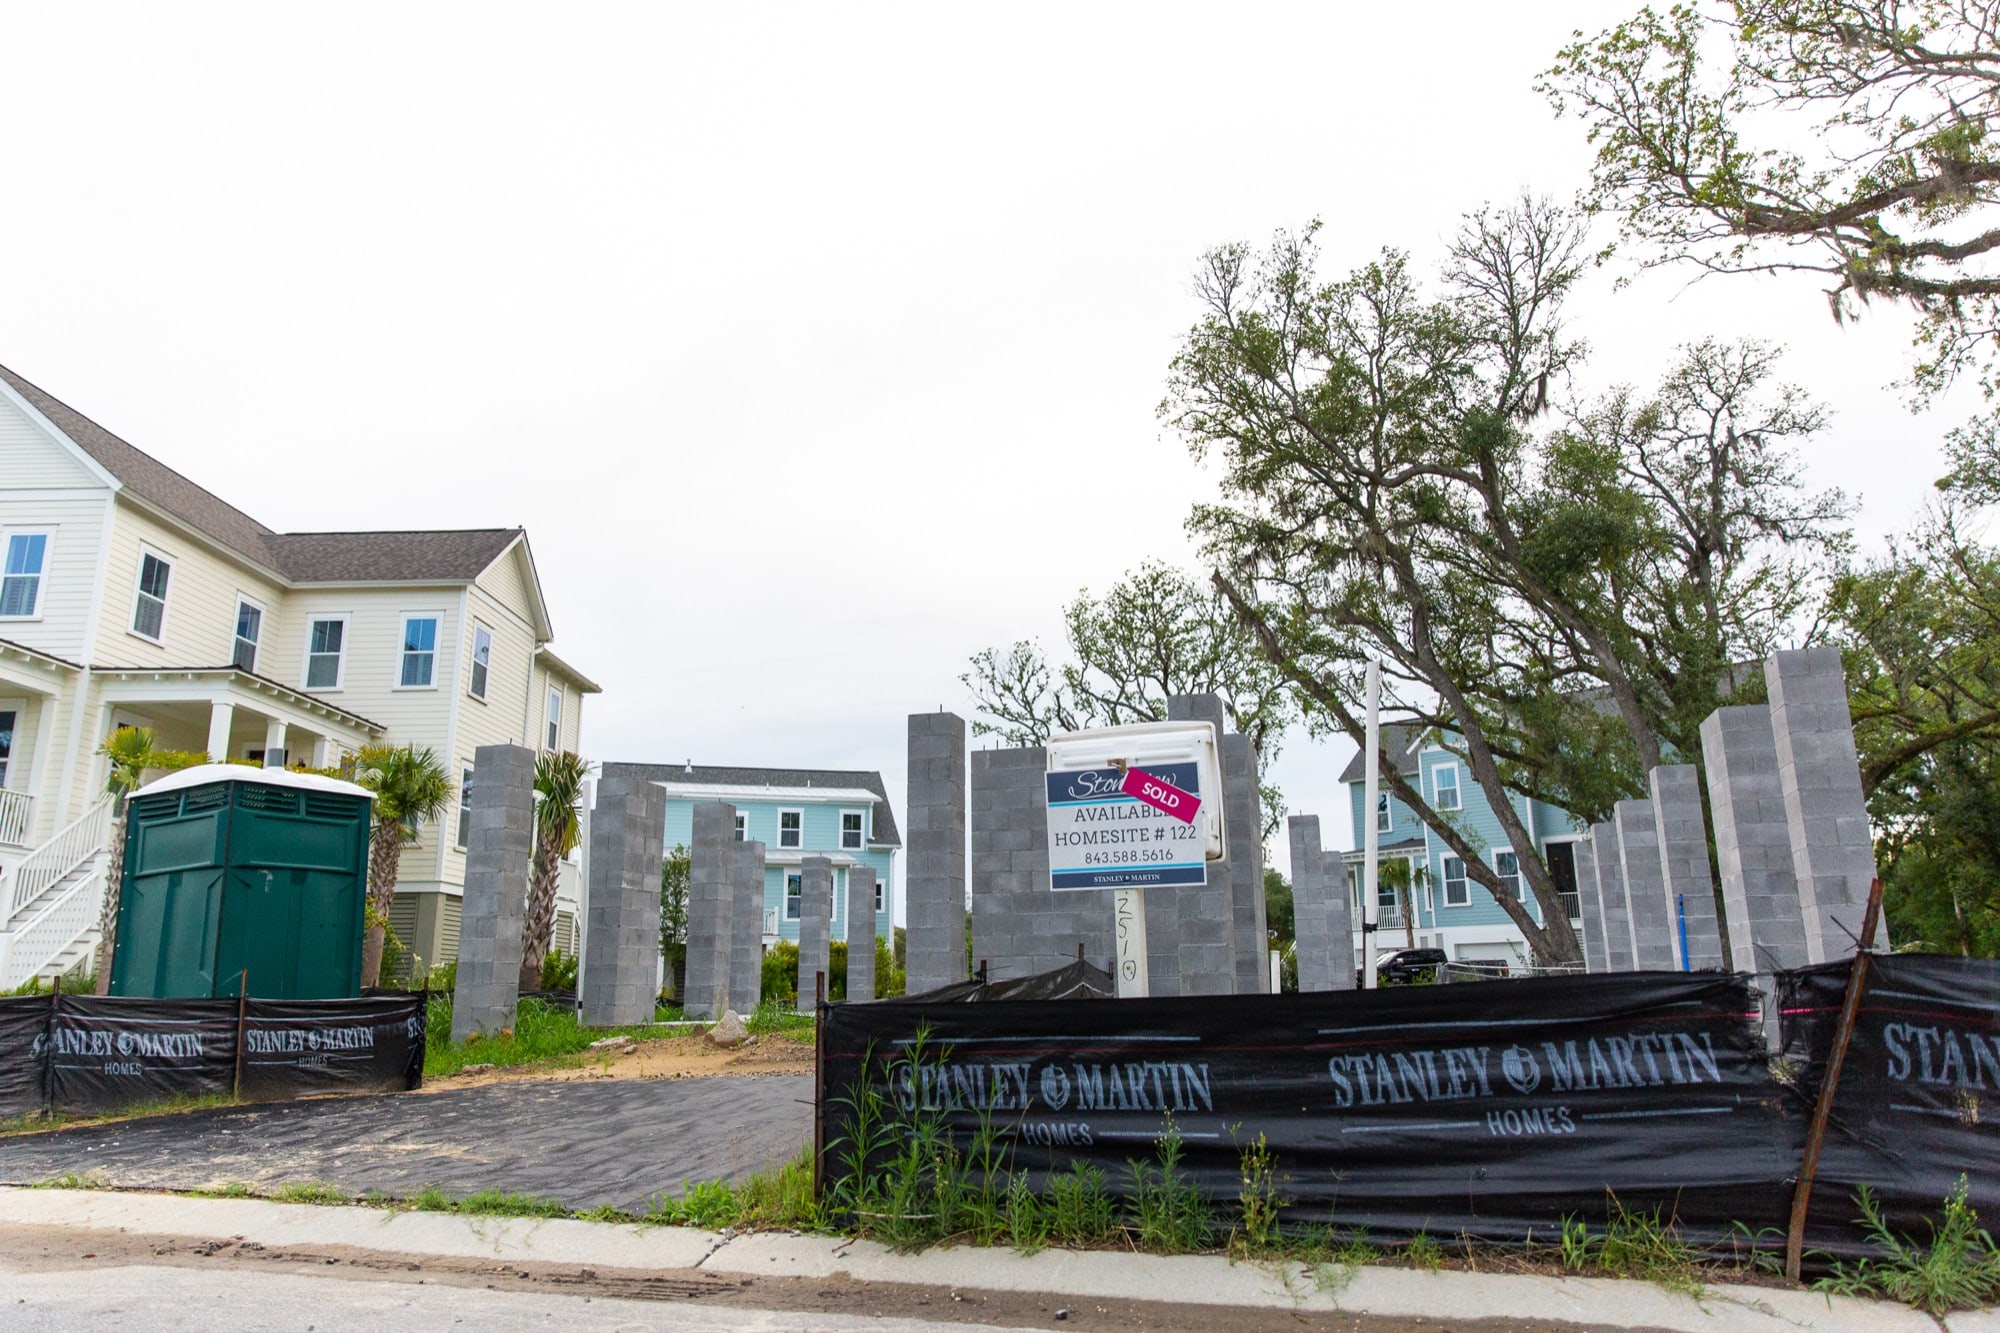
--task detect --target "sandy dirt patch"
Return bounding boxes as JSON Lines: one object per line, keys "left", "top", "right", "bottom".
{"left": 425, "top": 1030, "right": 814, "bottom": 1091}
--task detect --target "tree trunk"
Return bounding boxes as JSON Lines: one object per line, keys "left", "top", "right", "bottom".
{"left": 519, "top": 839, "right": 561, "bottom": 995}
{"left": 358, "top": 825, "right": 405, "bottom": 989}
{"left": 92, "top": 803, "right": 127, "bottom": 994}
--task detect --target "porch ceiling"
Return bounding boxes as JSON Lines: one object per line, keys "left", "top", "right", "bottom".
{"left": 0, "top": 637, "right": 78, "bottom": 697}
{"left": 93, "top": 667, "right": 383, "bottom": 744}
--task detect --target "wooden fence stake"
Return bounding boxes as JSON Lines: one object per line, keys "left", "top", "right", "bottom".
{"left": 812, "top": 969, "right": 827, "bottom": 1198}
{"left": 1784, "top": 878, "right": 1884, "bottom": 1281}
{"left": 232, "top": 969, "right": 249, "bottom": 1100}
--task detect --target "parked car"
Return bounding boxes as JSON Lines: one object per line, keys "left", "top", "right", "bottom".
{"left": 1358, "top": 947, "right": 1449, "bottom": 987}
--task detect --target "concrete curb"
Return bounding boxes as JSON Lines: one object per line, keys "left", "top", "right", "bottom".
{"left": 0, "top": 1187, "right": 1960, "bottom": 1333}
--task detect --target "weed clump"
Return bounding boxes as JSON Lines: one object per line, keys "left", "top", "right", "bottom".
{"left": 1816, "top": 1177, "right": 2000, "bottom": 1315}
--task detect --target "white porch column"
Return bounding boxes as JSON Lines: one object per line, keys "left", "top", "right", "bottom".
{"left": 206, "top": 701, "right": 236, "bottom": 762}
{"left": 262, "top": 717, "right": 288, "bottom": 768}
{"left": 311, "top": 734, "right": 337, "bottom": 769}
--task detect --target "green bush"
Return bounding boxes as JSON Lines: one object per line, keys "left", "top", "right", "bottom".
{"left": 762, "top": 940, "right": 799, "bottom": 1005}
{"left": 539, "top": 949, "right": 578, "bottom": 992}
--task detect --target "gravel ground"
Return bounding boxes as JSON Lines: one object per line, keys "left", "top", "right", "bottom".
{"left": 0, "top": 1076, "right": 812, "bottom": 1210}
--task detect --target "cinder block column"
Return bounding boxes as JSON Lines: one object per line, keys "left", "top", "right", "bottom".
{"left": 1167, "top": 694, "right": 1233, "bottom": 996}
{"left": 845, "top": 866, "right": 877, "bottom": 1002}
{"left": 1288, "top": 815, "right": 1353, "bottom": 992}
{"left": 1701, "top": 704, "right": 1809, "bottom": 972}
{"left": 972, "top": 745, "right": 1106, "bottom": 983}
{"left": 906, "top": 712, "right": 967, "bottom": 995}
{"left": 1615, "top": 799, "right": 1676, "bottom": 970}
{"left": 682, "top": 801, "right": 735, "bottom": 1020}
{"left": 1590, "top": 820, "right": 1635, "bottom": 972}
{"left": 730, "top": 840, "right": 766, "bottom": 1014}
{"left": 1650, "top": 765, "right": 1724, "bottom": 970}
{"left": 1574, "top": 837, "right": 1609, "bottom": 973}
{"left": 580, "top": 776, "right": 667, "bottom": 1028}
{"left": 1224, "top": 732, "right": 1267, "bottom": 994}
{"left": 1767, "top": 648, "right": 1880, "bottom": 962}
{"left": 796, "top": 856, "right": 833, "bottom": 1011}
{"left": 452, "top": 743, "right": 535, "bottom": 1041}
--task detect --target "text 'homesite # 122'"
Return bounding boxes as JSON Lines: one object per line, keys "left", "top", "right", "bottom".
{"left": 1045, "top": 762, "right": 1208, "bottom": 892}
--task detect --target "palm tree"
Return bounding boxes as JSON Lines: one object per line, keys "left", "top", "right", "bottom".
{"left": 91, "top": 726, "right": 160, "bottom": 993}
{"left": 520, "top": 750, "right": 591, "bottom": 994}
{"left": 1378, "top": 858, "right": 1429, "bottom": 951}
{"left": 351, "top": 744, "right": 453, "bottom": 988}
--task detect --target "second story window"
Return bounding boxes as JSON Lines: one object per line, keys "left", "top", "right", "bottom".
{"left": 232, "top": 600, "right": 262, "bottom": 673}
{"left": 778, "top": 809, "right": 802, "bottom": 849}
{"left": 1, "top": 532, "right": 49, "bottom": 618}
{"left": 546, "top": 688, "right": 561, "bottom": 750}
{"left": 840, "top": 810, "right": 864, "bottom": 850}
{"left": 1443, "top": 856, "right": 1469, "bottom": 906}
{"left": 469, "top": 625, "right": 492, "bottom": 700}
{"left": 733, "top": 812, "right": 747, "bottom": 842}
{"left": 399, "top": 615, "right": 440, "bottom": 688}
{"left": 784, "top": 871, "right": 803, "bottom": 920}
{"left": 1375, "top": 792, "right": 1391, "bottom": 832}
{"left": 1434, "top": 764, "right": 1461, "bottom": 812}
{"left": 131, "top": 550, "right": 172, "bottom": 641}
{"left": 305, "top": 616, "right": 347, "bottom": 689}
{"left": 456, "top": 766, "right": 474, "bottom": 848}
{"left": 1495, "top": 851, "right": 1524, "bottom": 900}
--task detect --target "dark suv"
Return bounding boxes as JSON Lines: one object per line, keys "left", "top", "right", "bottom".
{"left": 1358, "top": 947, "right": 1449, "bottom": 987}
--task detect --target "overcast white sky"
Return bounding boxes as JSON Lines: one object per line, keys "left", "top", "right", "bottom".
{"left": 0, "top": 3, "right": 1962, "bottom": 892}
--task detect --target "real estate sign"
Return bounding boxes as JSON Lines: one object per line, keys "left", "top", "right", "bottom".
{"left": 1045, "top": 761, "right": 1208, "bottom": 892}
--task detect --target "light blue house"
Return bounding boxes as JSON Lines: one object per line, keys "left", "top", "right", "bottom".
{"left": 1338, "top": 723, "right": 1585, "bottom": 971}
{"left": 616, "top": 762, "right": 899, "bottom": 947}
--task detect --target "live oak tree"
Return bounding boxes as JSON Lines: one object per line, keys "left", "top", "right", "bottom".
{"left": 1163, "top": 198, "right": 1847, "bottom": 967}
{"left": 1543, "top": 1, "right": 2000, "bottom": 497}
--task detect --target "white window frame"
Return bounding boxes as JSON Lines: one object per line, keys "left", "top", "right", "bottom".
{"left": 128, "top": 546, "right": 174, "bottom": 644}
{"left": 1433, "top": 762, "right": 1461, "bottom": 812}
{"left": 1442, "top": 855, "right": 1470, "bottom": 907}
{"left": 0, "top": 705, "right": 17, "bottom": 787}
{"left": 0, "top": 528, "right": 53, "bottom": 621}
{"left": 777, "top": 808, "right": 803, "bottom": 849}
{"left": 1375, "top": 791, "right": 1391, "bottom": 832}
{"left": 468, "top": 623, "right": 492, "bottom": 701}
{"left": 784, "top": 870, "right": 803, "bottom": 920}
{"left": 839, "top": 808, "right": 865, "bottom": 850}
{"left": 231, "top": 595, "right": 264, "bottom": 674}
{"left": 732, "top": 812, "right": 748, "bottom": 842}
{"left": 1495, "top": 850, "right": 1524, "bottom": 901}
{"left": 545, "top": 687, "right": 562, "bottom": 751}
{"left": 456, "top": 765, "right": 474, "bottom": 849}
{"left": 873, "top": 876, "right": 884, "bottom": 914}
{"left": 303, "top": 613, "right": 351, "bottom": 691}
{"left": 395, "top": 611, "right": 444, "bottom": 691}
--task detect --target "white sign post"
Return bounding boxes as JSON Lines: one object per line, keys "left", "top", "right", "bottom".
{"left": 1045, "top": 722, "right": 1227, "bottom": 1000}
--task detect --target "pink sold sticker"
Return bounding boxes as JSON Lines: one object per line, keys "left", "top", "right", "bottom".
{"left": 1120, "top": 766, "right": 1201, "bottom": 825}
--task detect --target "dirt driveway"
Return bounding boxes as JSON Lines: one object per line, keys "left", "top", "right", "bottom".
{"left": 0, "top": 1075, "right": 812, "bottom": 1212}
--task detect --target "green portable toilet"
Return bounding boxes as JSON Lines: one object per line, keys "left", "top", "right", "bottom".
{"left": 110, "top": 765, "right": 375, "bottom": 1000}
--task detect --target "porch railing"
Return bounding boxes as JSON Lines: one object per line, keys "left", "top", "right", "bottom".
{"left": 4, "top": 796, "right": 112, "bottom": 924}
{"left": 0, "top": 789, "right": 31, "bottom": 847}
{"left": 0, "top": 862, "right": 105, "bottom": 990}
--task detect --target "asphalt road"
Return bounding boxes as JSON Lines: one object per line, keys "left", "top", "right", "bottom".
{"left": 0, "top": 1077, "right": 813, "bottom": 1210}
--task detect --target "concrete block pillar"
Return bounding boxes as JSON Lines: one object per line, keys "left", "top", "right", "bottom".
{"left": 1701, "top": 705, "right": 1810, "bottom": 972}
{"left": 1590, "top": 820, "right": 1635, "bottom": 972}
{"left": 1167, "top": 693, "right": 1233, "bottom": 996}
{"left": 579, "top": 776, "right": 667, "bottom": 1028}
{"left": 971, "top": 746, "right": 1105, "bottom": 983}
{"left": 1767, "top": 648, "right": 1880, "bottom": 962}
{"left": 1650, "top": 764, "right": 1724, "bottom": 970}
{"left": 1574, "top": 836, "right": 1609, "bottom": 973}
{"left": 845, "top": 866, "right": 877, "bottom": 1002}
{"left": 1288, "top": 815, "right": 1353, "bottom": 991}
{"left": 1615, "top": 799, "right": 1676, "bottom": 969}
{"left": 796, "top": 855, "right": 833, "bottom": 1012}
{"left": 730, "top": 840, "right": 766, "bottom": 1015}
{"left": 1224, "top": 732, "right": 1267, "bottom": 993}
{"left": 683, "top": 801, "right": 736, "bottom": 1020}
{"left": 905, "top": 712, "right": 967, "bottom": 995}
{"left": 451, "top": 743, "right": 535, "bottom": 1041}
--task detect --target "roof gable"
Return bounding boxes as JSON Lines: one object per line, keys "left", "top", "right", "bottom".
{"left": 1337, "top": 721, "right": 1428, "bottom": 784}
{"left": 265, "top": 528, "right": 524, "bottom": 584}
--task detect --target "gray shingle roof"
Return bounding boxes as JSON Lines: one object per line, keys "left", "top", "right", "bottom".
{"left": 0, "top": 363, "right": 526, "bottom": 587}
{"left": 1336, "top": 721, "right": 1428, "bottom": 784}
{"left": 602, "top": 762, "right": 902, "bottom": 848}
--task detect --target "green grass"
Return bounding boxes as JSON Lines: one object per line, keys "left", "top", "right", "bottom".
{"left": 1815, "top": 1178, "right": 2000, "bottom": 1315}
{"left": 0, "top": 1091, "right": 238, "bottom": 1138}
{"left": 31, "top": 1170, "right": 110, "bottom": 1190}
{"left": 187, "top": 1182, "right": 257, "bottom": 1198}
{"left": 1555, "top": 1197, "right": 1705, "bottom": 1297}
{"left": 271, "top": 1180, "right": 349, "bottom": 1205}
{"left": 424, "top": 995, "right": 676, "bottom": 1078}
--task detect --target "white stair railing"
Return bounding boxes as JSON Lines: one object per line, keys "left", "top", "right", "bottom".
{"left": 0, "top": 862, "right": 106, "bottom": 990}
{"left": 3, "top": 796, "right": 112, "bottom": 924}
{"left": 0, "top": 790, "right": 32, "bottom": 847}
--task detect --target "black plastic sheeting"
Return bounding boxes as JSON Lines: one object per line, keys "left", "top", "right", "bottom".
{"left": 1779, "top": 954, "right": 2000, "bottom": 1249}
{"left": 0, "top": 992, "right": 425, "bottom": 1120}
{"left": 820, "top": 958, "right": 2000, "bottom": 1257}
{"left": 906, "top": 959, "right": 1116, "bottom": 1004}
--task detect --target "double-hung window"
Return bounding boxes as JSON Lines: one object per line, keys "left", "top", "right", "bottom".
{"left": 399, "top": 615, "right": 440, "bottom": 688}
{"left": 784, "top": 871, "right": 803, "bottom": 920}
{"left": 1375, "top": 792, "right": 1391, "bottom": 832}
{"left": 873, "top": 877, "right": 884, "bottom": 913}
{"left": 131, "top": 550, "right": 172, "bottom": 641}
{"left": 733, "top": 812, "right": 747, "bottom": 842}
{"left": 1442, "top": 856, "right": 1470, "bottom": 906}
{"left": 1, "top": 532, "right": 49, "bottom": 618}
{"left": 232, "top": 599, "right": 262, "bottom": 673}
{"left": 0, "top": 709, "right": 14, "bottom": 787}
{"left": 1433, "top": 764, "right": 1461, "bottom": 811}
{"left": 305, "top": 616, "right": 347, "bottom": 689}
{"left": 545, "top": 688, "right": 561, "bottom": 750}
{"left": 1495, "top": 851, "right": 1524, "bottom": 900}
{"left": 469, "top": 625, "right": 492, "bottom": 700}
{"left": 456, "top": 766, "right": 474, "bottom": 848}
{"left": 840, "top": 810, "right": 864, "bottom": 850}
{"left": 778, "top": 809, "right": 803, "bottom": 849}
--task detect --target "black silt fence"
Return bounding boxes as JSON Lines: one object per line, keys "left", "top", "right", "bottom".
{"left": 0, "top": 992, "right": 425, "bottom": 1120}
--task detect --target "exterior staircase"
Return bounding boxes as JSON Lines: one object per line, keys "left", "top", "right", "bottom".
{"left": 0, "top": 797, "right": 112, "bottom": 990}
